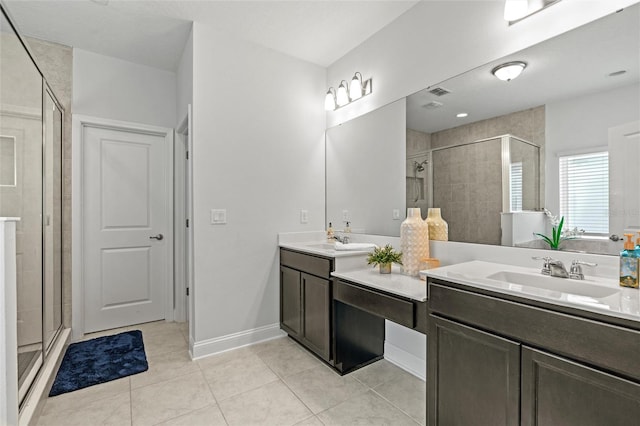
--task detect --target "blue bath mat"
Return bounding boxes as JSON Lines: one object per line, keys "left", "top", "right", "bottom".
{"left": 49, "top": 330, "right": 148, "bottom": 396}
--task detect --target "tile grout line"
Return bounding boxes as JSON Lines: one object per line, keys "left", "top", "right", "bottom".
{"left": 196, "top": 356, "right": 231, "bottom": 426}
{"left": 278, "top": 375, "right": 317, "bottom": 421}
{"left": 370, "top": 387, "right": 424, "bottom": 426}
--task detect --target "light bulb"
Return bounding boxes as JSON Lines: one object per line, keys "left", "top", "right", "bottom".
{"left": 324, "top": 90, "right": 336, "bottom": 111}
{"left": 504, "top": 0, "right": 529, "bottom": 21}
{"left": 336, "top": 81, "right": 349, "bottom": 106}
{"left": 349, "top": 74, "right": 363, "bottom": 100}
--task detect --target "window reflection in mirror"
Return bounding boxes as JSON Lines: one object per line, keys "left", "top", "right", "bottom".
{"left": 326, "top": 5, "right": 639, "bottom": 256}
{"left": 404, "top": 5, "right": 639, "bottom": 255}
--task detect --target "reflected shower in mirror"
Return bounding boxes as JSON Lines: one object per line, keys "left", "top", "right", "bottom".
{"left": 326, "top": 4, "right": 639, "bottom": 256}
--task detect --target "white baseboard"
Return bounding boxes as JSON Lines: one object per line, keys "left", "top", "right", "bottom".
{"left": 191, "top": 323, "right": 286, "bottom": 360}
{"left": 384, "top": 341, "right": 426, "bottom": 381}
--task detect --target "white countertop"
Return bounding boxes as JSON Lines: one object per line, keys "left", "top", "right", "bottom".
{"left": 332, "top": 265, "right": 427, "bottom": 302}
{"left": 424, "top": 260, "right": 640, "bottom": 324}
{"left": 279, "top": 241, "right": 374, "bottom": 258}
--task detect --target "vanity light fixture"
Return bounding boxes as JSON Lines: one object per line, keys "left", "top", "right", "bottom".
{"left": 456, "top": 113, "right": 468, "bottom": 118}
{"left": 492, "top": 61, "right": 527, "bottom": 81}
{"left": 504, "top": 0, "right": 562, "bottom": 23}
{"left": 324, "top": 88, "right": 337, "bottom": 111}
{"left": 325, "top": 72, "right": 373, "bottom": 111}
{"left": 503, "top": 0, "right": 528, "bottom": 21}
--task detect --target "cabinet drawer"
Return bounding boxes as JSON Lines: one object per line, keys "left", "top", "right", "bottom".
{"left": 429, "top": 282, "right": 640, "bottom": 381}
{"left": 335, "top": 280, "right": 415, "bottom": 328}
{"left": 280, "top": 249, "right": 332, "bottom": 279}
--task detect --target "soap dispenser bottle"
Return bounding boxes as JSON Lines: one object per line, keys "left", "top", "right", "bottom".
{"left": 327, "top": 222, "right": 334, "bottom": 242}
{"left": 620, "top": 233, "right": 639, "bottom": 288}
{"left": 344, "top": 222, "right": 351, "bottom": 233}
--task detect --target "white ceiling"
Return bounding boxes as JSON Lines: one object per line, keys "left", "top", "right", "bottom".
{"left": 4, "top": 0, "right": 419, "bottom": 71}
{"left": 406, "top": 4, "right": 640, "bottom": 134}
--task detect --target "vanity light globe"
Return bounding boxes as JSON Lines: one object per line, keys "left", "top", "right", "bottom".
{"left": 400, "top": 208, "right": 430, "bottom": 276}
{"left": 336, "top": 83, "right": 350, "bottom": 106}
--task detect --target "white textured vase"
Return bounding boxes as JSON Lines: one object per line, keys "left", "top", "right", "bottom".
{"left": 426, "top": 208, "right": 449, "bottom": 241}
{"left": 400, "top": 208, "right": 430, "bottom": 276}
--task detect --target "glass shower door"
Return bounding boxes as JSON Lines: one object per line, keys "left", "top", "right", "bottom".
{"left": 0, "top": 8, "right": 44, "bottom": 403}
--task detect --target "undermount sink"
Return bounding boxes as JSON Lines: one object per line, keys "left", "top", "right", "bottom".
{"left": 487, "top": 271, "right": 619, "bottom": 299}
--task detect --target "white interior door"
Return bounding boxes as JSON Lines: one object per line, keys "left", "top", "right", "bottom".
{"left": 83, "top": 124, "right": 171, "bottom": 333}
{"left": 609, "top": 121, "right": 640, "bottom": 235}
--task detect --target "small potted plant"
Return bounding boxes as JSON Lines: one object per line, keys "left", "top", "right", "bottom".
{"left": 367, "top": 244, "right": 402, "bottom": 274}
{"left": 534, "top": 210, "right": 585, "bottom": 250}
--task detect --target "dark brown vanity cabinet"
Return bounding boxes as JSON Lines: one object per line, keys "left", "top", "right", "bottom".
{"left": 280, "top": 249, "right": 333, "bottom": 362}
{"left": 428, "top": 280, "right": 640, "bottom": 426}
{"left": 521, "top": 347, "right": 640, "bottom": 426}
{"left": 429, "top": 316, "right": 520, "bottom": 426}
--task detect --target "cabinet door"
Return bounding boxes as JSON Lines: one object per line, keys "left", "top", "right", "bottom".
{"left": 280, "top": 266, "right": 301, "bottom": 337}
{"left": 302, "top": 273, "right": 331, "bottom": 361}
{"left": 522, "top": 346, "right": 640, "bottom": 426}
{"left": 429, "top": 315, "right": 520, "bottom": 426}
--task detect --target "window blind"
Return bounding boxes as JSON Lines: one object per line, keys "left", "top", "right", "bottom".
{"left": 510, "top": 161, "right": 523, "bottom": 212}
{"left": 559, "top": 151, "right": 609, "bottom": 234}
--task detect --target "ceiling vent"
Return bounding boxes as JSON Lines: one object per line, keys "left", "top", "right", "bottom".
{"left": 428, "top": 87, "right": 451, "bottom": 96}
{"left": 422, "top": 101, "right": 444, "bottom": 109}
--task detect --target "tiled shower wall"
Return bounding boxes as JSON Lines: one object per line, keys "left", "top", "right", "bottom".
{"left": 406, "top": 106, "right": 545, "bottom": 244}
{"left": 28, "top": 38, "right": 73, "bottom": 328}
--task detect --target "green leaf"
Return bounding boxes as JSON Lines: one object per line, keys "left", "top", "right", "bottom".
{"left": 534, "top": 233, "right": 554, "bottom": 247}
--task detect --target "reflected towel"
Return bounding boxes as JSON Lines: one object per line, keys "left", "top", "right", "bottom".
{"left": 334, "top": 242, "right": 378, "bottom": 251}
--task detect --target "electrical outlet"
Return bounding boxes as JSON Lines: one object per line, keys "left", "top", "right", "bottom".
{"left": 300, "top": 209, "right": 308, "bottom": 224}
{"left": 211, "top": 209, "right": 227, "bottom": 224}
{"left": 342, "top": 210, "right": 350, "bottom": 221}
{"left": 393, "top": 209, "right": 400, "bottom": 220}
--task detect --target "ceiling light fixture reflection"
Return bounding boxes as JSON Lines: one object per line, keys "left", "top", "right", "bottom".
{"left": 492, "top": 61, "right": 527, "bottom": 81}
{"left": 456, "top": 113, "right": 468, "bottom": 118}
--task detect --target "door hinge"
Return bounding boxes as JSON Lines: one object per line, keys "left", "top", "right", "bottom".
{"left": 186, "top": 219, "right": 189, "bottom": 228}
{"left": 186, "top": 287, "right": 190, "bottom": 296}
{"left": 186, "top": 150, "right": 189, "bottom": 160}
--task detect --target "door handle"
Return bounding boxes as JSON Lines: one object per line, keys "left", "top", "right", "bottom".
{"left": 149, "top": 234, "right": 164, "bottom": 241}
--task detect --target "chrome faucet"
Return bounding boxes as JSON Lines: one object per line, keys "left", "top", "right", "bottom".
{"left": 532, "top": 256, "right": 569, "bottom": 278}
{"left": 332, "top": 234, "right": 350, "bottom": 244}
{"left": 569, "top": 260, "right": 598, "bottom": 280}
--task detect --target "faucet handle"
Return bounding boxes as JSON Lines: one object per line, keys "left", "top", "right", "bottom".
{"left": 532, "top": 256, "right": 554, "bottom": 275}
{"left": 569, "top": 260, "right": 597, "bottom": 280}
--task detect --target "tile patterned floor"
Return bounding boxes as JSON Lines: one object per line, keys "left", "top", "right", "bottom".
{"left": 36, "top": 321, "right": 426, "bottom": 425}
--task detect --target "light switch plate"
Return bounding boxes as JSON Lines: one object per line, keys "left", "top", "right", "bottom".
{"left": 300, "top": 209, "right": 308, "bottom": 224}
{"left": 393, "top": 209, "right": 400, "bottom": 220}
{"left": 211, "top": 209, "right": 227, "bottom": 224}
{"left": 342, "top": 210, "right": 350, "bottom": 221}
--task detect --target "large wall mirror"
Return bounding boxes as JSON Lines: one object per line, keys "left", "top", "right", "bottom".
{"left": 326, "top": 5, "right": 639, "bottom": 255}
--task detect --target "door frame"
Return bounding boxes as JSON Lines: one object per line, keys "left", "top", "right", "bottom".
{"left": 174, "top": 108, "right": 193, "bottom": 324}
{"left": 71, "top": 115, "right": 174, "bottom": 340}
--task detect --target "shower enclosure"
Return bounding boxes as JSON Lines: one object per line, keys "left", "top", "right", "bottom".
{"left": 1, "top": 4, "right": 64, "bottom": 409}
{"left": 413, "top": 134, "right": 540, "bottom": 245}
